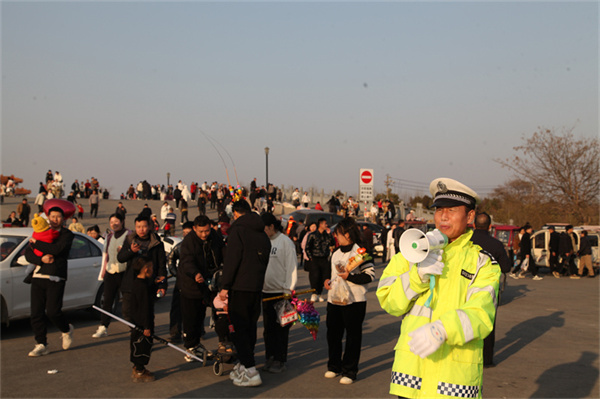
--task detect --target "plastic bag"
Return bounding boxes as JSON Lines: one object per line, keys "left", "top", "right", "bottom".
{"left": 521, "top": 257, "right": 529, "bottom": 272}
{"left": 274, "top": 299, "right": 298, "bottom": 326}
{"left": 328, "top": 277, "right": 355, "bottom": 306}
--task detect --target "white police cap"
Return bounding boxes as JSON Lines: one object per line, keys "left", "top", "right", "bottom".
{"left": 429, "top": 177, "right": 480, "bottom": 209}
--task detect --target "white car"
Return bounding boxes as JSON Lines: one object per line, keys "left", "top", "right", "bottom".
{"left": 0, "top": 228, "right": 104, "bottom": 325}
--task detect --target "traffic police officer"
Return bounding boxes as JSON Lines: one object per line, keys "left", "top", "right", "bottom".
{"left": 377, "top": 177, "right": 500, "bottom": 398}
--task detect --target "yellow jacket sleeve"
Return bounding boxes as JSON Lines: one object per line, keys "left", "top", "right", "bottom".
{"left": 377, "top": 253, "right": 431, "bottom": 318}
{"left": 439, "top": 252, "right": 500, "bottom": 346}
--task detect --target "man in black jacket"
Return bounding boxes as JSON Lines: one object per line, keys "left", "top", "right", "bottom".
{"left": 25, "top": 206, "right": 75, "bottom": 357}
{"left": 518, "top": 225, "right": 541, "bottom": 280}
{"left": 117, "top": 216, "right": 167, "bottom": 321}
{"left": 470, "top": 212, "right": 511, "bottom": 368}
{"left": 577, "top": 230, "right": 595, "bottom": 278}
{"left": 549, "top": 226, "right": 561, "bottom": 278}
{"left": 559, "top": 225, "right": 579, "bottom": 279}
{"left": 305, "top": 218, "right": 335, "bottom": 302}
{"left": 218, "top": 200, "right": 271, "bottom": 387}
{"left": 178, "top": 216, "right": 224, "bottom": 360}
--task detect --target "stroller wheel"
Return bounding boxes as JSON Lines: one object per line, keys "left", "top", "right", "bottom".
{"left": 213, "top": 360, "right": 223, "bottom": 376}
{"left": 202, "top": 349, "right": 208, "bottom": 367}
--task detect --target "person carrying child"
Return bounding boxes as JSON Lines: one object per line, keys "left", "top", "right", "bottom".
{"left": 130, "top": 256, "right": 156, "bottom": 383}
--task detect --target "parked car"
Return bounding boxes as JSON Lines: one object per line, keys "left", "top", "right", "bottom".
{"left": 280, "top": 209, "right": 343, "bottom": 229}
{"left": 0, "top": 228, "right": 104, "bottom": 325}
{"left": 491, "top": 224, "right": 520, "bottom": 260}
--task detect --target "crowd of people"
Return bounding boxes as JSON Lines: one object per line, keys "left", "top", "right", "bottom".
{"left": 9, "top": 172, "right": 596, "bottom": 397}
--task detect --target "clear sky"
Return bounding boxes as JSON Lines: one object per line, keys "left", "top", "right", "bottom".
{"left": 2, "top": 1, "right": 597, "bottom": 200}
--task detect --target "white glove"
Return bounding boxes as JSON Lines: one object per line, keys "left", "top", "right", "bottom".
{"left": 408, "top": 320, "right": 447, "bottom": 358}
{"left": 417, "top": 250, "right": 444, "bottom": 283}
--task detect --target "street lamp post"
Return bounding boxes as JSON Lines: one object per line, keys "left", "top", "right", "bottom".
{"left": 264, "top": 147, "right": 270, "bottom": 188}
{"left": 167, "top": 172, "right": 170, "bottom": 187}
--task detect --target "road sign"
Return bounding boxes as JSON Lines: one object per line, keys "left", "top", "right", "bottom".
{"left": 360, "top": 170, "right": 373, "bottom": 184}
{"left": 359, "top": 168, "right": 374, "bottom": 202}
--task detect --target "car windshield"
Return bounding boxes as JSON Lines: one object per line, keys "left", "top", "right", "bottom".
{"left": 1, "top": 235, "right": 27, "bottom": 261}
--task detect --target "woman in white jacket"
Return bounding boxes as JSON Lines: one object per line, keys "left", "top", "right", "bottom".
{"left": 323, "top": 217, "right": 375, "bottom": 385}
{"left": 261, "top": 213, "right": 298, "bottom": 374}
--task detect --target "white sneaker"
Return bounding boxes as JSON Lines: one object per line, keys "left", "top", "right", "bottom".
{"left": 533, "top": 275, "right": 544, "bottom": 281}
{"left": 28, "top": 343, "right": 49, "bottom": 357}
{"left": 508, "top": 273, "right": 518, "bottom": 279}
{"left": 233, "top": 367, "right": 262, "bottom": 387}
{"left": 230, "top": 363, "right": 243, "bottom": 380}
{"left": 184, "top": 347, "right": 201, "bottom": 363}
{"left": 62, "top": 324, "right": 74, "bottom": 350}
{"left": 310, "top": 294, "right": 318, "bottom": 302}
{"left": 319, "top": 295, "right": 326, "bottom": 302}
{"left": 92, "top": 325, "right": 108, "bottom": 338}
{"left": 340, "top": 376, "right": 354, "bottom": 385}
{"left": 324, "top": 371, "right": 339, "bottom": 379}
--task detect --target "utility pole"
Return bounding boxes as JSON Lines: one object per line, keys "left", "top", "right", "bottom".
{"left": 385, "top": 174, "right": 392, "bottom": 199}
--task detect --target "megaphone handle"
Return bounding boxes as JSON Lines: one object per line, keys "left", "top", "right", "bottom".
{"left": 424, "top": 275, "right": 436, "bottom": 308}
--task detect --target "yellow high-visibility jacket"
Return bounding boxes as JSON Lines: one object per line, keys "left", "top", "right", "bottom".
{"left": 377, "top": 230, "right": 500, "bottom": 398}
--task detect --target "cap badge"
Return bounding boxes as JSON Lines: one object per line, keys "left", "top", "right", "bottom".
{"left": 437, "top": 181, "right": 448, "bottom": 193}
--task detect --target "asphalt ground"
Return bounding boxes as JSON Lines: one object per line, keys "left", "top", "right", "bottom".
{"left": 1, "top": 196, "right": 598, "bottom": 398}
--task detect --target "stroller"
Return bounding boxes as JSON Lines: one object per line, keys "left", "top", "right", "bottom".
{"left": 208, "top": 268, "right": 238, "bottom": 376}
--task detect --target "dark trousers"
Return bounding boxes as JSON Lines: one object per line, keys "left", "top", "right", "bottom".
{"left": 169, "top": 288, "right": 182, "bottom": 338}
{"left": 100, "top": 272, "right": 124, "bottom": 327}
{"left": 30, "top": 278, "right": 70, "bottom": 345}
{"left": 229, "top": 290, "right": 262, "bottom": 368}
{"left": 198, "top": 202, "right": 206, "bottom": 216}
{"left": 483, "top": 310, "right": 497, "bottom": 366}
{"left": 326, "top": 301, "right": 366, "bottom": 380}
{"left": 262, "top": 292, "right": 292, "bottom": 363}
{"left": 122, "top": 292, "right": 132, "bottom": 322}
{"left": 90, "top": 203, "right": 98, "bottom": 218}
{"left": 130, "top": 329, "right": 153, "bottom": 371}
{"left": 180, "top": 295, "right": 207, "bottom": 349}
{"left": 181, "top": 211, "right": 188, "bottom": 223}
{"left": 549, "top": 254, "right": 560, "bottom": 274}
{"left": 215, "top": 313, "right": 232, "bottom": 344}
{"left": 561, "top": 254, "right": 577, "bottom": 275}
{"left": 309, "top": 257, "right": 331, "bottom": 295}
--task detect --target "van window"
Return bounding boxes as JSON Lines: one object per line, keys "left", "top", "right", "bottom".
{"left": 587, "top": 235, "right": 599, "bottom": 247}
{"left": 534, "top": 233, "right": 546, "bottom": 249}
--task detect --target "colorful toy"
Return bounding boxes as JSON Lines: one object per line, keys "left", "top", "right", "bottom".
{"left": 292, "top": 297, "right": 320, "bottom": 340}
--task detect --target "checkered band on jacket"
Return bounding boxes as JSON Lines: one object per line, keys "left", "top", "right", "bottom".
{"left": 391, "top": 371, "right": 422, "bottom": 390}
{"left": 437, "top": 382, "right": 479, "bottom": 398}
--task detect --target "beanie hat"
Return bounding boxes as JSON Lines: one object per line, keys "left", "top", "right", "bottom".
{"left": 31, "top": 213, "right": 50, "bottom": 233}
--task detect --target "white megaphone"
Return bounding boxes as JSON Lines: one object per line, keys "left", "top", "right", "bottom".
{"left": 399, "top": 229, "right": 448, "bottom": 264}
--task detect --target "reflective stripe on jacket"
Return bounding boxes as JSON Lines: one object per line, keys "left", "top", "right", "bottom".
{"left": 376, "top": 230, "right": 500, "bottom": 398}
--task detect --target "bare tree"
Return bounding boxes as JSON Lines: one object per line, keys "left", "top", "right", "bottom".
{"left": 496, "top": 127, "right": 599, "bottom": 224}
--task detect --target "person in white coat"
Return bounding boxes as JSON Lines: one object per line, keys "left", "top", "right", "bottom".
{"left": 385, "top": 224, "right": 397, "bottom": 261}
{"left": 261, "top": 213, "right": 298, "bottom": 374}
